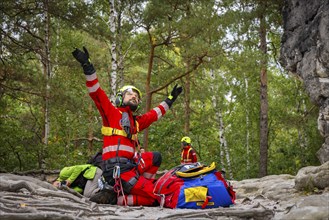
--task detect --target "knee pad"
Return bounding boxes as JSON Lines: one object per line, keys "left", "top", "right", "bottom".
{"left": 122, "top": 176, "right": 138, "bottom": 194}
{"left": 152, "top": 152, "right": 162, "bottom": 167}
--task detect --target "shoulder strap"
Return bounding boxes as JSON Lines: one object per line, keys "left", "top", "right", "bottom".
{"left": 101, "top": 112, "right": 139, "bottom": 140}
{"left": 181, "top": 147, "right": 193, "bottom": 162}
{"left": 187, "top": 147, "right": 193, "bottom": 159}
{"left": 70, "top": 166, "right": 90, "bottom": 189}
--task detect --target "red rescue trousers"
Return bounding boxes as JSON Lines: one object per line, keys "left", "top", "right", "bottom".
{"left": 115, "top": 151, "right": 161, "bottom": 206}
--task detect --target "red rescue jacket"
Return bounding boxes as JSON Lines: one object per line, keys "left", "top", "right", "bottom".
{"left": 181, "top": 145, "right": 198, "bottom": 164}
{"left": 85, "top": 73, "right": 170, "bottom": 161}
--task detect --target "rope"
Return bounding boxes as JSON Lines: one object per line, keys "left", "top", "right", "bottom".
{"left": 112, "top": 165, "right": 127, "bottom": 206}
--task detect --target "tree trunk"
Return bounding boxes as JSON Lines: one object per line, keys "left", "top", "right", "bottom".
{"left": 184, "top": 61, "right": 191, "bottom": 133}
{"left": 42, "top": 0, "right": 51, "bottom": 170}
{"left": 210, "top": 71, "right": 233, "bottom": 179}
{"left": 297, "top": 90, "right": 308, "bottom": 164}
{"left": 116, "top": 3, "right": 124, "bottom": 87}
{"left": 258, "top": 8, "right": 269, "bottom": 177}
{"left": 143, "top": 43, "right": 156, "bottom": 151}
{"left": 109, "top": 0, "right": 118, "bottom": 102}
{"left": 245, "top": 76, "right": 250, "bottom": 177}
{"left": 88, "top": 103, "right": 94, "bottom": 153}
{"left": 216, "top": 103, "right": 233, "bottom": 179}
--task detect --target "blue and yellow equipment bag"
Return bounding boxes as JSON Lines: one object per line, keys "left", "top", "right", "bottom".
{"left": 154, "top": 162, "right": 236, "bottom": 209}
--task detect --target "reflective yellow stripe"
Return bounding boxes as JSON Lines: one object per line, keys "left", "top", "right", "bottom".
{"left": 101, "top": 126, "right": 137, "bottom": 141}
{"left": 181, "top": 148, "right": 193, "bottom": 162}
{"left": 187, "top": 148, "right": 192, "bottom": 160}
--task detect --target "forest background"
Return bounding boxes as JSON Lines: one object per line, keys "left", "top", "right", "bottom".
{"left": 0, "top": 0, "right": 322, "bottom": 181}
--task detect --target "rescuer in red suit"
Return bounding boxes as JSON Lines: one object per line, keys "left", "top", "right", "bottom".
{"left": 72, "top": 47, "right": 182, "bottom": 206}
{"left": 180, "top": 136, "right": 198, "bottom": 164}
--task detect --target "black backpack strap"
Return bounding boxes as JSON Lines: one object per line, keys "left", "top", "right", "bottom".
{"left": 87, "top": 151, "right": 104, "bottom": 170}
{"left": 70, "top": 167, "right": 90, "bottom": 191}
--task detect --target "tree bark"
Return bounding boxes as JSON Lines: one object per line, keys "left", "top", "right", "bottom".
{"left": 210, "top": 75, "right": 233, "bottom": 179}
{"left": 109, "top": 0, "right": 118, "bottom": 102}
{"left": 143, "top": 42, "right": 156, "bottom": 151}
{"left": 42, "top": 0, "right": 51, "bottom": 170}
{"left": 184, "top": 61, "right": 191, "bottom": 133}
{"left": 245, "top": 76, "right": 251, "bottom": 177}
{"left": 87, "top": 103, "right": 94, "bottom": 153}
{"left": 258, "top": 6, "right": 269, "bottom": 177}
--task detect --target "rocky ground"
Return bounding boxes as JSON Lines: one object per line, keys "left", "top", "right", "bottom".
{"left": 0, "top": 162, "right": 328, "bottom": 220}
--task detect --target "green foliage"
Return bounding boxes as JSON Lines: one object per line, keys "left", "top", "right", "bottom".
{"left": 267, "top": 74, "right": 322, "bottom": 174}
{"left": 0, "top": 0, "right": 321, "bottom": 181}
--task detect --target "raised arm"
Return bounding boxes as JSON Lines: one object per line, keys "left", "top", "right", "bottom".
{"left": 137, "top": 84, "right": 183, "bottom": 131}
{"left": 72, "top": 47, "right": 116, "bottom": 127}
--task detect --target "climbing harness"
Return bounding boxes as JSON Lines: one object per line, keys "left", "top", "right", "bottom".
{"left": 101, "top": 111, "right": 139, "bottom": 141}
{"left": 101, "top": 126, "right": 138, "bottom": 141}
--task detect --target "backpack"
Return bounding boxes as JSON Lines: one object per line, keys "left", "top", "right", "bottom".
{"left": 69, "top": 167, "right": 90, "bottom": 191}
{"left": 154, "top": 162, "right": 235, "bottom": 209}
{"left": 87, "top": 151, "right": 104, "bottom": 170}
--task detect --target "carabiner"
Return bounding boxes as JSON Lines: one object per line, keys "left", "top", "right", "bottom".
{"left": 113, "top": 165, "right": 121, "bottom": 178}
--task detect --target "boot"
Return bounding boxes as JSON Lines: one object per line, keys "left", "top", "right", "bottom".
{"left": 89, "top": 188, "right": 117, "bottom": 205}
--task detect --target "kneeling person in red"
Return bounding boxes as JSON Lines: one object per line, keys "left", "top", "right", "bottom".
{"left": 72, "top": 47, "right": 182, "bottom": 206}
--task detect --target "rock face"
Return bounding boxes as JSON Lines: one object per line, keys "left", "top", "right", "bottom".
{"left": 280, "top": 0, "right": 329, "bottom": 163}
{"left": 295, "top": 161, "right": 329, "bottom": 191}
{"left": 232, "top": 162, "right": 329, "bottom": 220}
{"left": 1, "top": 163, "right": 328, "bottom": 219}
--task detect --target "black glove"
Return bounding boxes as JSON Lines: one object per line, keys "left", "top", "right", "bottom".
{"left": 165, "top": 84, "right": 183, "bottom": 108}
{"left": 72, "top": 47, "right": 95, "bottom": 75}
